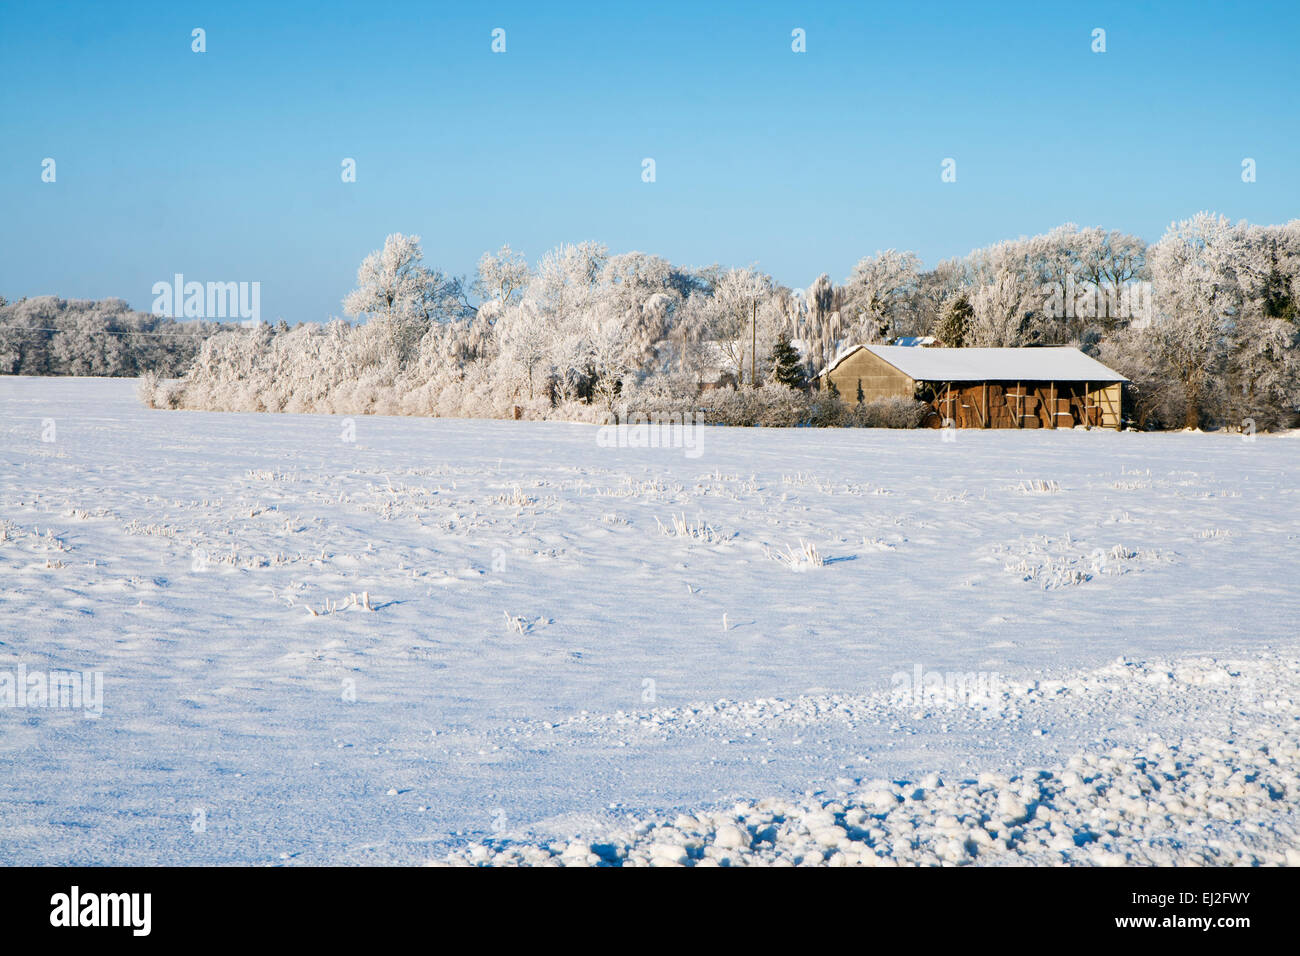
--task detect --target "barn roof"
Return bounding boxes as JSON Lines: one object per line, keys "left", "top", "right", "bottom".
{"left": 823, "top": 344, "right": 1128, "bottom": 383}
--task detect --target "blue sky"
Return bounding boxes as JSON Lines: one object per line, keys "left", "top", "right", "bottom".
{"left": 2, "top": 0, "right": 1297, "bottom": 323}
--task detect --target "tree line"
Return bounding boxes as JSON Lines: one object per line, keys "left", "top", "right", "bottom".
{"left": 0, "top": 296, "right": 220, "bottom": 378}
{"left": 25, "top": 213, "right": 1300, "bottom": 430}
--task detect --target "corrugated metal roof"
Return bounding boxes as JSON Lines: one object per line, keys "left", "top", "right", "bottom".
{"left": 823, "top": 344, "right": 1128, "bottom": 383}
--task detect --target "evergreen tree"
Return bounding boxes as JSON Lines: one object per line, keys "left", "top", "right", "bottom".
{"left": 769, "top": 334, "right": 806, "bottom": 390}
{"left": 936, "top": 293, "right": 973, "bottom": 347}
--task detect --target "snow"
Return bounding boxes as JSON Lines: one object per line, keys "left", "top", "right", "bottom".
{"left": 440, "top": 653, "right": 1300, "bottom": 866}
{"left": 1, "top": 376, "right": 1296, "bottom": 865}
{"left": 825, "top": 345, "right": 1129, "bottom": 383}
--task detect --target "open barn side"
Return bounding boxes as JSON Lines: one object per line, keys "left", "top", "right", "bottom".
{"left": 819, "top": 345, "right": 1127, "bottom": 430}
{"left": 924, "top": 381, "right": 1123, "bottom": 429}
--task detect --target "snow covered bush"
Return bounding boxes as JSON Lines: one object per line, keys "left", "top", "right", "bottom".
{"left": 847, "top": 396, "right": 932, "bottom": 428}
{"left": 631, "top": 385, "right": 926, "bottom": 429}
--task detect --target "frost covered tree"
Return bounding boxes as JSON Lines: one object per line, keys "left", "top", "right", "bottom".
{"left": 1223, "top": 311, "right": 1300, "bottom": 429}
{"left": 495, "top": 301, "right": 552, "bottom": 400}
{"left": 1222, "top": 221, "right": 1300, "bottom": 427}
{"left": 710, "top": 267, "right": 775, "bottom": 385}
{"left": 1075, "top": 227, "right": 1148, "bottom": 333}
{"left": 0, "top": 296, "right": 215, "bottom": 377}
{"left": 915, "top": 259, "right": 969, "bottom": 337}
{"left": 1024, "top": 225, "right": 1149, "bottom": 343}
{"left": 964, "top": 238, "right": 1047, "bottom": 345}
{"left": 665, "top": 291, "right": 720, "bottom": 385}
{"left": 584, "top": 307, "right": 636, "bottom": 415}
{"left": 473, "top": 244, "right": 530, "bottom": 315}
{"left": 532, "top": 241, "right": 609, "bottom": 318}
{"left": 1104, "top": 214, "right": 1300, "bottom": 429}
{"left": 805, "top": 273, "right": 837, "bottom": 371}
{"left": 843, "top": 250, "right": 921, "bottom": 343}
{"left": 968, "top": 272, "right": 1033, "bottom": 346}
{"left": 343, "top": 233, "right": 470, "bottom": 364}
{"left": 1144, "top": 213, "right": 1241, "bottom": 428}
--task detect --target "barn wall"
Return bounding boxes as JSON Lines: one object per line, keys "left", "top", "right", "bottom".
{"left": 823, "top": 349, "right": 914, "bottom": 402}
{"left": 1090, "top": 383, "right": 1122, "bottom": 429}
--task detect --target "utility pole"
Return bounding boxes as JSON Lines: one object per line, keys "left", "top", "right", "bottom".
{"left": 750, "top": 299, "right": 757, "bottom": 388}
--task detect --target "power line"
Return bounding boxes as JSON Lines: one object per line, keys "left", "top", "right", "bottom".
{"left": 0, "top": 326, "right": 236, "bottom": 337}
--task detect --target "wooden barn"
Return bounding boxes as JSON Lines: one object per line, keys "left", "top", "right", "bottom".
{"left": 819, "top": 344, "right": 1128, "bottom": 430}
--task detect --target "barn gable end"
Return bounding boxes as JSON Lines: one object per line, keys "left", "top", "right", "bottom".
{"left": 821, "top": 346, "right": 914, "bottom": 403}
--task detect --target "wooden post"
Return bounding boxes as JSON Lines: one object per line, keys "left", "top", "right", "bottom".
{"left": 983, "top": 381, "right": 989, "bottom": 429}
{"left": 1016, "top": 381, "right": 1022, "bottom": 428}
{"left": 750, "top": 300, "right": 757, "bottom": 388}
{"left": 1050, "top": 381, "right": 1056, "bottom": 429}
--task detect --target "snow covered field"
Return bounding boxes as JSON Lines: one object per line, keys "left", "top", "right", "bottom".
{"left": 1, "top": 376, "right": 1297, "bottom": 866}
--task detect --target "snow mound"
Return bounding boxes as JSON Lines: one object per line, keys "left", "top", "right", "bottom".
{"left": 438, "top": 654, "right": 1300, "bottom": 866}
